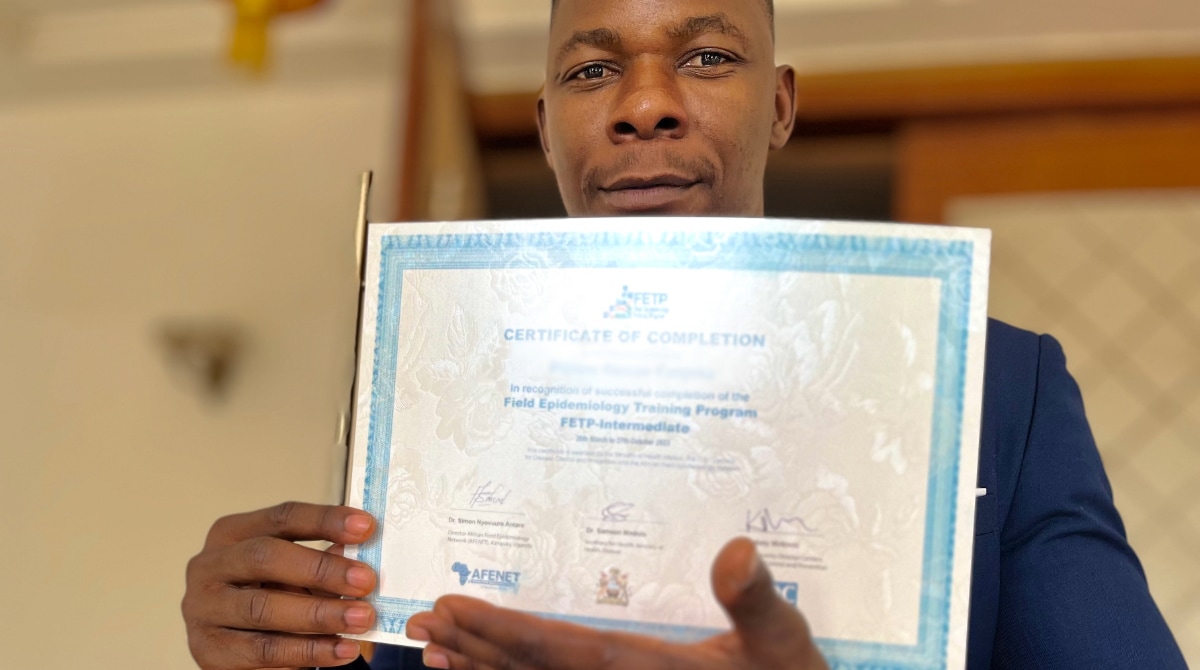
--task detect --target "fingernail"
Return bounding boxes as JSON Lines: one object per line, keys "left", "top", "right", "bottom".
{"left": 335, "top": 639, "right": 361, "bottom": 659}
{"left": 347, "top": 566, "right": 375, "bottom": 589}
{"left": 345, "top": 514, "right": 372, "bottom": 535}
{"left": 741, "top": 549, "right": 765, "bottom": 592}
{"left": 406, "top": 624, "right": 430, "bottom": 642}
{"left": 424, "top": 649, "right": 450, "bottom": 669}
{"left": 345, "top": 605, "right": 373, "bottom": 629}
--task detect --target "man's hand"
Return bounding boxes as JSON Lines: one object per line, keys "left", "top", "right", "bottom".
{"left": 182, "top": 502, "right": 379, "bottom": 669}
{"left": 406, "top": 537, "right": 829, "bottom": 670}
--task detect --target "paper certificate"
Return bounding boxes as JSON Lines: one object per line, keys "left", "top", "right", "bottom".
{"left": 345, "top": 218, "right": 990, "bottom": 670}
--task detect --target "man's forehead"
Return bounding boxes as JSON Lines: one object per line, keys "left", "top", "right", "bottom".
{"left": 550, "top": 0, "right": 774, "bottom": 28}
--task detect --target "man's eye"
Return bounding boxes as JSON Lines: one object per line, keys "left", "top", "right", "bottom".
{"left": 686, "top": 52, "right": 729, "bottom": 68}
{"left": 575, "top": 64, "right": 609, "bottom": 80}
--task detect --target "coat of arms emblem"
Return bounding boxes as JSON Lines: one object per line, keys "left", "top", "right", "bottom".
{"left": 596, "top": 567, "right": 631, "bottom": 606}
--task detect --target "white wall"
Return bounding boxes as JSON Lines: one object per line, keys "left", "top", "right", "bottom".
{"left": 0, "top": 4, "right": 407, "bottom": 667}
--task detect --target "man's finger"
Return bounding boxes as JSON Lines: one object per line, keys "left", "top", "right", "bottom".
{"left": 206, "top": 502, "right": 375, "bottom": 547}
{"left": 409, "top": 605, "right": 538, "bottom": 670}
{"left": 711, "top": 536, "right": 827, "bottom": 668}
{"left": 196, "top": 629, "right": 361, "bottom": 669}
{"left": 214, "top": 537, "right": 377, "bottom": 597}
{"left": 201, "top": 585, "right": 375, "bottom": 635}
{"left": 304, "top": 544, "right": 348, "bottom": 599}
{"left": 422, "top": 641, "right": 496, "bottom": 670}
{"left": 411, "top": 596, "right": 674, "bottom": 670}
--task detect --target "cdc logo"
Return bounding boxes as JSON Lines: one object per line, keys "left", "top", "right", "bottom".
{"left": 775, "top": 581, "right": 799, "bottom": 606}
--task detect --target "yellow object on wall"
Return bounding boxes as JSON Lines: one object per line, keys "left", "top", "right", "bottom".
{"left": 227, "top": 0, "right": 330, "bottom": 72}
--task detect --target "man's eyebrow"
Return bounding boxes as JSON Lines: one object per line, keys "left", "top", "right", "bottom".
{"left": 666, "top": 14, "right": 750, "bottom": 51}
{"left": 556, "top": 27, "right": 622, "bottom": 63}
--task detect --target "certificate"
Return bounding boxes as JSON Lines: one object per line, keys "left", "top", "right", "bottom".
{"left": 345, "top": 218, "right": 990, "bottom": 670}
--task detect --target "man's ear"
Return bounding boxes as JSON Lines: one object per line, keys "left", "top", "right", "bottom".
{"left": 536, "top": 96, "right": 556, "bottom": 171}
{"left": 769, "top": 65, "right": 797, "bottom": 150}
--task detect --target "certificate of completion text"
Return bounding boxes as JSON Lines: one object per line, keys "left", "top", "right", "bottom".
{"left": 346, "top": 218, "right": 990, "bottom": 670}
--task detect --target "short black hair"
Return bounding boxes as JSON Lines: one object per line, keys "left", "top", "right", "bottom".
{"left": 551, "top": 0, "right": 775, "bottom": 26}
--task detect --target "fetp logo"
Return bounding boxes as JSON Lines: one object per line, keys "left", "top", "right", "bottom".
{"left": 449, "top": 561, "right": 522, "bottom": 594}
{"left": 604, "top": 285, "right": 669, "bottom": 320}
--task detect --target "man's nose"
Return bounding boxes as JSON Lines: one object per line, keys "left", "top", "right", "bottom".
{"left": 608, "top": 63, "right": 688, "bottom": 142}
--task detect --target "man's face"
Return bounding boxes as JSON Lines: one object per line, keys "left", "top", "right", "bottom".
{"left": 539, "top": 0, "right": 795, "bottom": 217}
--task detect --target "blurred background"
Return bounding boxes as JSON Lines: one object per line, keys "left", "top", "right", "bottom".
{"left": 0, "top": 0, "right": 1197, "bottom": 666}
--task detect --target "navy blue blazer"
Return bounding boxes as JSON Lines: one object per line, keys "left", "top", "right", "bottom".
{"left": 345, "top": 320, "right": 1186, "bottom": 669}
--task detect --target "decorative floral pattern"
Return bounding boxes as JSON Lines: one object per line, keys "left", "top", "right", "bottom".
{"left": 415, "top": 304, "right": 512, "bottom": 455}
{"left": 491, "top": 247, "right": 552, "bottom": 314}
{"left": 386, "top": 470, "right": 422, "bottom": 531}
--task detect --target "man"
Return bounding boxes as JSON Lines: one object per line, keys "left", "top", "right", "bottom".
{"left": 181, "top": 0, "right": 1188, "bottom": 668}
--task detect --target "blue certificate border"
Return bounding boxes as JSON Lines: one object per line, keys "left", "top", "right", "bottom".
{"left": 356, "top": 230, "right": 977, "bottom": 670}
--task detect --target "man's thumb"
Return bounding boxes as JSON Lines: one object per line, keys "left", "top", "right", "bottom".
{"left": 711, "top": 537, "right": 828, "bottom": 668}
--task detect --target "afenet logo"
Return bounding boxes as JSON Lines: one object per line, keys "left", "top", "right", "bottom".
{"left": 775, "top": 581, "right": 799, "bottom": 606}
{"left": 603, "top": 285, "right": 669, "bottom": 320}
{"left": 451, "top": 561, "right": 521, "bottom": 594}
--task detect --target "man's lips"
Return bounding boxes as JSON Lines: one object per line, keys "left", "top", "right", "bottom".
{"left": 601, "top": 174, "right": 699, "bottom": 191}
{"left": 596, "top": 174, "right": 702, "bottom": 211}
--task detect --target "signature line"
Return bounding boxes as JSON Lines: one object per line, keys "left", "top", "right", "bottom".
{"left": 450, "top": 508, "right": 526, "bottom": 516}
{"left": 745, "top": 509, "right": 816, "bottom": 534}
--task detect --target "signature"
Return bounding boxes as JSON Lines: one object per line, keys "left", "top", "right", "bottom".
{"left": 468, "top": 481, "right": 513, "bottom": 508}
{"left": 601, "top": 502, "right": 635, "bottom": 522}
{"left": 745, "top": 508, "right": 816, "bottom": 534}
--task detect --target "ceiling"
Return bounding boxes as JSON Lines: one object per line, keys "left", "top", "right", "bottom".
{"left": 454, "top": 0, "right": 1200, "bottom": 94}
{"left": 1, "top": 0, "right": 1198, "bottom": 104}
{"left": 0, "top": 0, "right": 402, "bottom": 105}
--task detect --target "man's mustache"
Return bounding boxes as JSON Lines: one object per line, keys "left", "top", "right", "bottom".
{"left": 584, "top": 152, "right": 717, "bottom": 193}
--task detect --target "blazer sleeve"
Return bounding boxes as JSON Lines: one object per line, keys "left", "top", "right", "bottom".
{"left": 338, "top": 644, "right": 426, "bottom": 669}
{"left": 991, "top": 334, "right": 1187, "bottom": 668}
{"left": 319, "top": 658, "right": 372, "bottom": 670}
